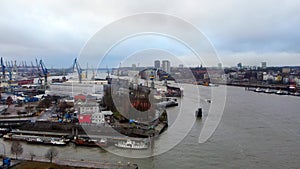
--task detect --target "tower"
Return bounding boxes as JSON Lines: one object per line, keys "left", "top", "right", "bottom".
{"left": 162, "top": 60, "right": 170, "bottom": 73}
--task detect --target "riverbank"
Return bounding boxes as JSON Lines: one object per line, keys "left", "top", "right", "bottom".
{"left": 224, "top": 82, "right": 297, "bottom": 91}
{"left": 11, "top": 160, "right": 138, "bottom": 169}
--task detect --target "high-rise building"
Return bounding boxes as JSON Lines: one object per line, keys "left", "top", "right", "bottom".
{"left": 179, "top": 64, "right": 184, "bottom": 68}
{"left": 261, "top": 62, "right": 267, "bottom": 69}
{"left": 154, "top": 60, "right": 160, "bottom": 69}
{"left": 132, "top": 64, "right": 136, "bottom": 70}
{"left": 162, "top": 60, "right": 170, "bottom": 73}
{"left": 237, "top": 62, "right": 242, "bottom": 69}
{"left": 218, "top": 63, "right": 222, "bottom": 69}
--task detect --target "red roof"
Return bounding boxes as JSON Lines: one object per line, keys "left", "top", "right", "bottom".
{"left": 78, "top": 114, "right": 91, "bottom": 124}
{"left": 74, "top": 94, "right": 86, "bottom": 102}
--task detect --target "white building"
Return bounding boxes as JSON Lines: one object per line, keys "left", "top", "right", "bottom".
{"left": 79, "top": 101, "right": 99, "bottom": 114}
{"left": 162, "top": 60, "right": 170, "bottom": 73}
{"left": 91, "top": 111, "right": 113, "bottom": 124}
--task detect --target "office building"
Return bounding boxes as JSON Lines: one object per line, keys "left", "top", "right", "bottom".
{"left": 261, "top": 62, "right": 267, "bottom": 69}
{"left": 154, "top": 60, "right": 160, "bottom": 69}
{"left": 162, "top": 60, "right": 170, "bottom": 73}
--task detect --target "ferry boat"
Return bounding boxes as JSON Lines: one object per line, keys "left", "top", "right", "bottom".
{"left": 115, "top": 139, "right": 148, "bottom": 149}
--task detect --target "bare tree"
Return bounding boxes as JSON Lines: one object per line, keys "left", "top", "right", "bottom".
{"left": 6, "top": 96, "right": 13, "bottom": 107}
{"left": 29, "top": 152, "right": 36, "bottom": 161}
{"left": 11, "top": 141, "right": 23, "bottom": 159}
{"left": 45, "top": 147, "right": 58, "bottom": 163}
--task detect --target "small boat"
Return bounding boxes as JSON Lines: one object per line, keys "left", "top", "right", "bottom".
{"left": 115, "top": 139, "right": 148, "bottom": 149}
{"left": 0, "top": 128, "right": 10, "bottom": 134}
{"left": 195, "top": 108, "right": 202, "bottom": 118}
{"left": 96, "top": 138, "right": 108, "bottom": 147}
{"left": 275, "top": 90, "right": 289, "bottom": 95}
{"left": 209, "top": 83, "right": 219, "bottom": 87}
{"left": 264, "top": 88, "right": 274, "bottom": 94}
{"left": 254, "top": 87, "right": 264, "bottom": 92}
{"left": 97, "top": 138, "right": 108, "bottom": 147}
{"left": 206, "top": 99, "right": 211, "bottom": 103}
{"left": 157, "top": 98, "right": 178, "bottom": 108}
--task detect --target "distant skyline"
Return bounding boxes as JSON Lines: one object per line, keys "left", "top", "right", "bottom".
{"left": 1, "top": 0, "right": 300, "bottom": 68}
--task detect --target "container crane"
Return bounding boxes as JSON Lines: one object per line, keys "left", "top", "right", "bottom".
{"left": 4, "top": 60, "right": 13, "bottom": 82}
{"left": 1, "top": 57, "right": 6, "bottom": 80}
{"left": 72, "top": 58, "right": 82, "bottom": 83}
{"left": 0, "top": 58, "right": 13, "bottom": 91}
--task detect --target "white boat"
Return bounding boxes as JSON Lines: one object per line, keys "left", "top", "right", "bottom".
{"left": 209, "top": 83, "right": 219, "bottom": 87}
{"left": 292, "top": 92, "right": 300, "bottom": 96}
{"left": 276, "top": 90, "right": 289, "bottom": 95}
{"left": 264, "top": 88, "right": 274, "bottom": 94}
{"left": 50, "top": 138, "right": 66, "bottom": 145}
{"left": 255, "top": 87, "right": 264, "bottom": 92}
{"left": 115, "top": 139, "right": 148, "bottom": 149}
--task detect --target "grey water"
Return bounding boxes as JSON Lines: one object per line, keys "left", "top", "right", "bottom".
{"left": 1, "top": 85, "right": 300, "bottom": 168}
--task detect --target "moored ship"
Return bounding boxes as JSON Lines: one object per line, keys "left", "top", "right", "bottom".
{"left": 114, "top": 139, "right": 148, "bottom": 149}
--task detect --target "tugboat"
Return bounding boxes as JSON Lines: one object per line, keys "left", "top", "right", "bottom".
{"left": 74, "top": 137, "right": 108, "bottom": 147}
{"left": 195, "top": 108, "right": 202, "bottom": 118}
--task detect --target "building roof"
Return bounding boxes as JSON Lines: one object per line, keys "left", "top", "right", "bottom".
{"left": 74, "top": 94, "right": 86, "bottom": 102}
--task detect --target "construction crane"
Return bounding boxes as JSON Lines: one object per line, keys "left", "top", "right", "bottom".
{"left": 72, "top": 58, "right": 82, "bottom": 83}
{"left": 39, "top": 59, "right": 48, "bottom": 85}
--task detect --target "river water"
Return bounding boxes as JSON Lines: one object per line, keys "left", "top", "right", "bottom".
{"left": 1, "top": 84, "right": 300, "bottom": 168}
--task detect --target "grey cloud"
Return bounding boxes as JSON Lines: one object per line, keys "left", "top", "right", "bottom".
{"left": 0, "top": 0, "right": 299, "bottom": 67}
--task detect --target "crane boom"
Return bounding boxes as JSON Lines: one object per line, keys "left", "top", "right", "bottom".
{"left": 72, "top": 58, "right": 82, "bottom": 83}
{"left": 39, "top": 59, "right": 48, "bottom": 84}
{"left": 1, "top": 57, "right": 6, "bottom": 79}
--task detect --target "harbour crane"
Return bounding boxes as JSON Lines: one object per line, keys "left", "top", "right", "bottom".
{"left": 31, "top": 61, "right": 35, "bottom": 77}
{"left": 1, "top": 57, "right": 6, "bottom": 80}
{"left": 0, "top": 58, "right": 13, "bottom": 91}
{"left": 39, "top": 59, "right": 48, "bottom": 84}
{"left": 10, "top": 62, "right": 13, "bottom": 69}
{"left": 72, "top": 58, "right": 82, "bottom": 83}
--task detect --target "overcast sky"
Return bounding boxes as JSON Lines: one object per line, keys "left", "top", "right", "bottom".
{"left": 0, "top": 0, "right": 299, "bottom": 68}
